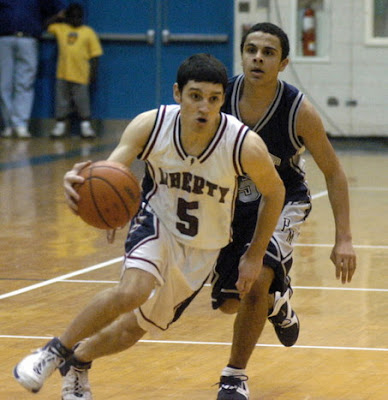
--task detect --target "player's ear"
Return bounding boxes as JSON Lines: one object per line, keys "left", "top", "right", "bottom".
{"left": 173, "top": 83, "right": 182, "bottom": 103}
{"left": 279, "top": 57, "right": 289, "bottom": 72}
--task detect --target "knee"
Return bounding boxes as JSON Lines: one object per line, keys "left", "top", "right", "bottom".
{"left": 248, "top": 281, "right": 269, "bottom": 298}
{"left": 114, "top": 272, "right": 155, "bottom": 313}
{"left": 218, "top": 298, "right": 240, "bottom": 314}
{"left": 114, "top": 286, "right": 150, "bottom": 313}
{"left": 118, "top": 314, "right": 146, "bottom": 349}
{"left": 244, "top": 270, "right": 274, "bottom": 304}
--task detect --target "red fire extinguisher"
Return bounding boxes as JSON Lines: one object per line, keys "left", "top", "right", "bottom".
{"left": 302, "top": 7, "right": 316, "bottom": 56}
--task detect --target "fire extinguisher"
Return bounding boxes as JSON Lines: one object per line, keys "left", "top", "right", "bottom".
{"left": 302, "top": 7, "right": 316, "bottom": 56}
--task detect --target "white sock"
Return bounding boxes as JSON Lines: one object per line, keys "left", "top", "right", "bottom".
{"left": 222, "top": 366, "right": 246, "bottom": 377}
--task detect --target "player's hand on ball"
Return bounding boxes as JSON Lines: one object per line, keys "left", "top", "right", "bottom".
{"left": 72, "top": 160, "right": 141, "bottom": 229}
{"left": 64, "top": 160, "right": 92, "bottom": 214}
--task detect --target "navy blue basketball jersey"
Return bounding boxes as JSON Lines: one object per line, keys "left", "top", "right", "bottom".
{"left": 223, "top": 75, "right": 310, "bottom": 205}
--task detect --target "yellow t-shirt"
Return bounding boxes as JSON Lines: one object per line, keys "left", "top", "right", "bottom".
{"left": 48, "top": 23, "right": 103, "bottom": 85}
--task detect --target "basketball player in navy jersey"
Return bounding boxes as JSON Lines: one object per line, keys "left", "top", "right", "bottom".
{"left": 213, "top": 23, "right": 357, "bottom": 400}
{"left": 13, "top": 53, "right": 285, "bottom": 399}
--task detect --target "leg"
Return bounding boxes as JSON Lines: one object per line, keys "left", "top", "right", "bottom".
{"left": 12, "top": 38, "right": 38, "bottom": 135}
{"left": 13, "top": 268, "right": 156, "bottom": 393}
{"left": 51, "top": 80, "right": 70, "bottom": 137}
{"left": 61, "top": 312, "right": 146, "bottom": 400}
{"left": 216, "top": 267, "right": 274, "bottom": 400}
{"left": 72, "top": 83, "right": 95, "bottom": 138}
{"left": 216, "top": 201, "right": 311, "bottom": 399}
{"left": 75, "top": 311, "right": 146, "bottom": 362}
{"left": 228, "top": 266, "right": 274, "bottom": 369}
{"left": 55, "top": 79, "right": 72, "bottom": 121}
{"left": 59, "top": 268, "right": 155, "bottom": 350}
{"left": 72, "top": 83, "right": 91, "bottom": 122}
{"left": 0, "top": 37, "right": 15, "bottom": 131}
{"left": 60, "top": 209, "right": 219, "bottom": 398}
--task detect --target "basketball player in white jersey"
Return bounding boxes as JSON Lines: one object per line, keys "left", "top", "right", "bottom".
{"left": 13, "top": 53, "right": 285, "bottom": 399}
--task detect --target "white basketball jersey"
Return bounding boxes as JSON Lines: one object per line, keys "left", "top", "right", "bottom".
{"left": 139, "top": 105, "right": 249, "bottom": 249}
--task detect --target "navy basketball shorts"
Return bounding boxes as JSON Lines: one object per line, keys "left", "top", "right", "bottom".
{"left": 211, "top": 200, "right": 311, "bottom": 309}
{"left": 123, "top": 204, "right": 219, "bottom": 336}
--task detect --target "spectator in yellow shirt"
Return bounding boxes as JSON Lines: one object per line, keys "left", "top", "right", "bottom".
{"left": 48, "top": 3, "right": 103, "bottom": 138}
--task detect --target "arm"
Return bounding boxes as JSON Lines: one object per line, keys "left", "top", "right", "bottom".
{"left": 236, "top": 131, "right": 285, "bottom": 297}
{"left": 297, "top": 98, "right": 356, "bottom": 283}
{"left": 44, "top": 10, "right": 66, "bottom": 29}
{"left": 107, "top": 109, "right": 157, "bottom": 164}
{"left": 89, "top": 31, "right": 103, "bottom": 84}
{"left": 64, "top": 109, "right": 157, "bottom": 213}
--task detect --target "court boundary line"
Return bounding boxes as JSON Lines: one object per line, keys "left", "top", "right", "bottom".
{"left": 295, "top": 243, "right": 388, "bottom": 249}
{"left": 60, "top": 280, "right": 388, "bottom": 293}
{"left": 0, "top": 335, "right": 386, "bottom": 352}
{"left": 0, "top": 257, "right": 122, "bottom": 300}
{"left": 1, "top": 240, "right": 387, "bottom": 300}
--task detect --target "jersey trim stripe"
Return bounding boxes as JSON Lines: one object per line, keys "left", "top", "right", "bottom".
{"left": 143, "top": 162, "right": 157, "bottom": 203}
{"left": 138, "top": 274, "right": 209, "bottom": 331}
{"left": 230, "top": 76, "right": 284, "bottom": 134}
{"left": 230, "top": 74, "right": 243, "bottom": 117}
{"left": 127, "top": 255, "right": 162, "bottom": 279}
{"left": 140, "top": 105, "right": 167, "bottom": 160}
{"left": 173, "top": 112, "right": 186, "bottom": 160}
{"left": 233, "top": 125, "right": 249, "bottom": 176}
{"left": 253, "top": 80, "right": 283, "bottom": 132}
{"left": 288, "top": 92, "right": 305, "bottom": 150}
{"left": 125, "top": 210, "right": 164, "bottom": 280}
{"left": 173, "top": 112, "right": 230, "bottom": 164}
{"left": 200, "top": 113, "right": 227, "bottom": 163}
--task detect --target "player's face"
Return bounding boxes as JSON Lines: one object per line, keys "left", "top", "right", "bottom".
{"left": 67, "top": 10, "right": 83, "bottom": 27}
{"left": 241, "top": 31, "right": 288, "bottom": 84}
{"left": 174, "top": 80, "right": 225, "bottom": 131}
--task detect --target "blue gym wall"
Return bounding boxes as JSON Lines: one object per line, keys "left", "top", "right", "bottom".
{"left": 33, "top": 0, "right": 234, "bottom": 121}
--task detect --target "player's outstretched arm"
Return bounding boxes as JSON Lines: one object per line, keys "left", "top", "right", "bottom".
{"left": 236, "top": 131, "right": 285, "bottom": 297}
{"left": 297, "top": 98, "right": 356, "bottom": 283}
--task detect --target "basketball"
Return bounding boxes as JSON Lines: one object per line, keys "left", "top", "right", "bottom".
{"left": 74, "top": 160, "right": 141, "bottom": 229}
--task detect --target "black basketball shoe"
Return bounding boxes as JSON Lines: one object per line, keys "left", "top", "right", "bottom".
{"left": 217, "top": 374, "right": 249, "bottom": 399}
{"left": 268, "top": 288, "right": 300, "bottom": 347}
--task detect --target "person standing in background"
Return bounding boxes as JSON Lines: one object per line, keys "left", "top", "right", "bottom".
{"left": 48, "top": 2, "right": 103, "bottom": 139}
{"left": 0, "top": 0, "right": 66, "bottom": 139}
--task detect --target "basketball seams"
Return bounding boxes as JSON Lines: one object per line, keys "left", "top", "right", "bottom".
{"left": 90, "top": 165, "right": 141, "bottom": 207}
{"left": 75, "top": 161, "right": 141, "bottom": 229}
{"left": 90, "top": 165, "right": 140, "bottom": 208}
{"left": 87, "top": 175, "right": 131, "bottom": 217}
{"left": 87, "top": 176, "right": 114, "bottom": 229}
{"left": 92, "top": 166, "right": 140, "bottom": 191}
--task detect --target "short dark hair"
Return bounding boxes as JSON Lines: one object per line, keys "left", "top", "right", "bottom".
{"left": 66, "top": 3, "right": 84, "bottom": 19}
{"left": 240, "top": 22, "right": 290, "bottom": 60}
{"left": 176, "top": 53, "right": 228, "bottom": 92}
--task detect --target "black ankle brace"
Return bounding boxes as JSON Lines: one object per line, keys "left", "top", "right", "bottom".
{"left": 46, "top": 337, "right": 73, "bottom": 359}
{"left": 72, "top": 355, "right": 92, "bottom": 370}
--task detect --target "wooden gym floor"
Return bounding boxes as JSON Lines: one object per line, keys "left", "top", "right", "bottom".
{"left": 0, "top": 132, "right": 387, "bottom": 399}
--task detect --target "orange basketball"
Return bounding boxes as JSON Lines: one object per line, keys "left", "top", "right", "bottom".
{"left": 74, "top": 160, "right": 141, "bottom": 229}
